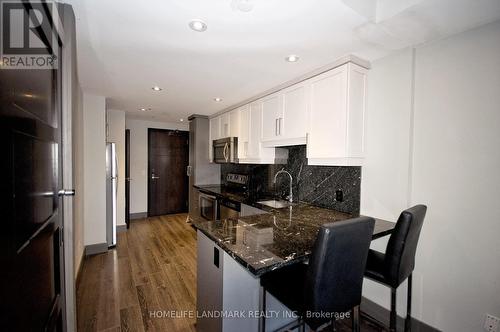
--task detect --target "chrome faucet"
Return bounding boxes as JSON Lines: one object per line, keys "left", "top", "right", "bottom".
{"left": 273, "top": 168, "right": 293, "bottom": 203}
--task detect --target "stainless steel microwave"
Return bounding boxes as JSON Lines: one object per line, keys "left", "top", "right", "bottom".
{"left": 213, "top": 137, "right": 238, "bottom": 163}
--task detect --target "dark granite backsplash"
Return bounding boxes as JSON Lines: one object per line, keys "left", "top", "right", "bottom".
{"left": 221, "top": 145, "right": 361, "bottom": 214}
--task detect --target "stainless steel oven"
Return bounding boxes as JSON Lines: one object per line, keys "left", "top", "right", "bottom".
{"left": 199, "top": 192, "right": 218, "bottom": 221}
{"left": 213, "top": 137, "right": 238, "bottom": 163}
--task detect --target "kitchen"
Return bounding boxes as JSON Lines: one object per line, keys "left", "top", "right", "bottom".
{"left": 1, "top": 1, "right": 499, "bottom": 332}
{"left": 71, "top": 2, "right": 500, "bottom": 332}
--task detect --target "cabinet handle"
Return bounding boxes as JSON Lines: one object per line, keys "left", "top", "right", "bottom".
{"left": 213, "top": 247, "right": 220, "bottom": 268}
{"left": 223, "top": 143, "right": 229, "bottom": 162}
{"left": 275, "top": 118, "right": 279, "bottom": 136}
{"left": 278, "top": 117, "right": 283, "bottom": 136}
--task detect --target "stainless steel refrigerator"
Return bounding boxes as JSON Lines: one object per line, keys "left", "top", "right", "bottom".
{"left": 187, "top": 115, "right": 220, "bottom": 222}
{"left": 106, "top": 142, "right": 118, "bottom": 247}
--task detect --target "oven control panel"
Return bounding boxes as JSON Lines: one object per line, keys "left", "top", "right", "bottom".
{"left": 226, "top": 173, "right": 248, "bottom": 185}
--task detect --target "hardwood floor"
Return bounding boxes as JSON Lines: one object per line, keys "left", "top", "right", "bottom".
{"left": 77, "top": 213, "right": 386, "bottom": 332}
{"left": 77, "top": 214, "right": 197, "bottom": 332}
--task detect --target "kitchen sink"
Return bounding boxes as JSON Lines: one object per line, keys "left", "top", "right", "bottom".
{"left": 257, "top": 199, "right": 295, "bottom": 209}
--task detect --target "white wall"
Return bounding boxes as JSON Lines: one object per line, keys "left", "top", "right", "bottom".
{"left": 107, "top": 109, "right": 126, "bottom": 227}
{"left": 361, "top": 48, "right": 415, "bottom": 315}
{"left": 126, "top": 118, "right": 189, "bottom": 214}
{"left": 361, "top": 21, "right": 500, "bottom": 331}
{"left": 82, "top": 93, "right": 107, "bottom": 245}
{"left": 411, "top": 21, "right": 500, "bottom": 331}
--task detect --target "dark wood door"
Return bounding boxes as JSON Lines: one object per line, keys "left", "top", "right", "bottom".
{"left": 0, "top": 43, "right": 64, "bottom": 332}
{"left": 125, "top": 129, "right": 131, "bottom": 228}
{"left": 148, "top": 129, "right": 189, "bottom": 216}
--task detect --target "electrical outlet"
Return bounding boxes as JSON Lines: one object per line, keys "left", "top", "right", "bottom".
{"left": 484, "top": 314, "right": 500, "bottom": 332}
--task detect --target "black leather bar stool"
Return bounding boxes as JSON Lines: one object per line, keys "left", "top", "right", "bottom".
{"left": 260, "top": 217, "right": 375, "bottom": 332}
{"left": 364, "top": 205, "right": 427, "bottom": 332}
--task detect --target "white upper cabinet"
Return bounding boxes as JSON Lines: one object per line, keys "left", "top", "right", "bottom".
{"left": 209, "top": 58, "right": 369, "bottom": 165}
{"left": 280, "top": 82, "right": 308, "bottom": 143}
{"left": 238, "top": 105, "right": 250, "bottom": 159}
{"left": 306, "top": 63, "right": 367, "bottom": 166}
{"left": 261, "top": 84, "right": 308, "bottom": 147}
{"left": 260, "top": 92, "right": 283, "bottom": 142}
{"left": 208, "top": 116, "right": 220, "bottom": 162}
{"left": 229, "top": 109, "right": 240, "bottom": 137}
{"left": 220, "top": 112, "right": 230, "bottom": 138}
{"left": 238, "top": 101, "right": 287, "bottom": 164}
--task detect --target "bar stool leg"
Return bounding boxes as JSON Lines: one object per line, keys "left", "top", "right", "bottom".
{"left": 352, "top": 305, "right": 360, "bottom": 332}
{"left": 390, "top": 288, "right": 397, "bottom": 332}
{"left": 406, "top": 274, "right": 412, "bottom": 332}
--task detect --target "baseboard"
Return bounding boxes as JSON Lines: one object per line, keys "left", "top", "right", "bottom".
{"left": 361, "top": 297, "right": 441, "bottom": 332}
{"left": 130, "top": 212, "right": 147, "bottom": 220}
{"left": 117, "top": 224, "right": 127, "bottom": 233}
{"left": 85, "top": 242, "right": 108, "bottom": 256}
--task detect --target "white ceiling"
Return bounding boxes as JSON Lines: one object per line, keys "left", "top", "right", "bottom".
{"left": 69, "top": 0, "right": 500, "bottom": 122}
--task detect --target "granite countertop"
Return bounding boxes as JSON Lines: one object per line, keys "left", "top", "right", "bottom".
{"left": 191, "top": 184, "right": 395, "bottom": 276}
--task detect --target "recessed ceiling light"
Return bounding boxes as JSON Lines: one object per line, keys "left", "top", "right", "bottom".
{"left": 152, "top": 86, "right": 162, "bottom": 91}
{"left": 213, "top": 97, "right": 222, "bottom": 102}
{"left": 180, "top": 118, "right": 184, "bottom": 122}
{"left": 231, "top": 0, "right": 254, "bottom": 12}
{"left": 189, "top": 19, "right": 207, "bottom": 32}
{"left": 285, "top": 55, "right": 300, "bottom": 62}
{"left": 139, "top": 107, "right": 151, "bottom": 111}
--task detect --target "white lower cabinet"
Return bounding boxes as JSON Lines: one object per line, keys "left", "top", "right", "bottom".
{"left": 197, "top": 231, "right": 224, "bottom": 332}
{"left": 196, "top": 230, "right": 297, "bottom": 332}
{"left": 307, "top": 62, "right": 367, "bottom": 166}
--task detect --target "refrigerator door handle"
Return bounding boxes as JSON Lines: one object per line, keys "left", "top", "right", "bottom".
{"left": 58, "top": 189, "right": 75, "bottom": 196}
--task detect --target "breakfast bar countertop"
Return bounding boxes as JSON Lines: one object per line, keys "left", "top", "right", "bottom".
{"left": 191, "top": 202, "right": 395, "bottom": 277}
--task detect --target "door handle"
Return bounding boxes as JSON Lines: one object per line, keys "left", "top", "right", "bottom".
{"left": 151, "top": 174, "right": 160, "bottom": 180}
{"left": 186, "top": 166, "right": 192, "bottom": 176}
{"left": 58, "top": 189, "right": 75, "bottom": 196}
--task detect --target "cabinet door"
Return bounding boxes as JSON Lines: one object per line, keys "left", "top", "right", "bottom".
{"left": 307, "top": 66, "right": 348, "bottom": 158}
{"left": 197, "top": 231, "right": 223, "bottom": 332}
{"left": 229, "top": 109, "right": 240, "bottom": 137}
{"left": 261, "top": 93, "right": 283, "bottom": 141}
{"left": 282, "top": 83, "right": 308, "bottom": 140}
{"left": 248, "top": 101, "right": 262, "bottom": 158}
{"left": 238, "top": 105, "right": 250, "bottom": 158}
{"left": 209, "top": 117, "right": 220, "bottom": 162}
{"left": 220, "top": 112, "right": 230, "bottom": 138}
